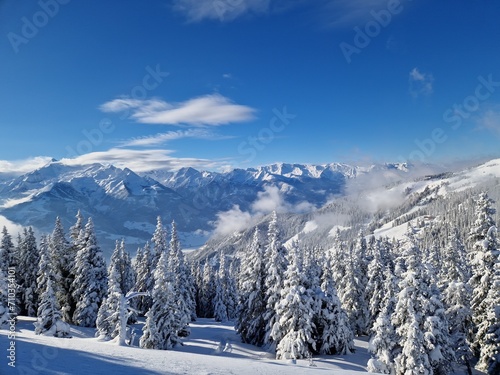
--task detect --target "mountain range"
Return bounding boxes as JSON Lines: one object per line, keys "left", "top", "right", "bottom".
{"left": 0, "top": 158, "right": 498, "bottom": 259}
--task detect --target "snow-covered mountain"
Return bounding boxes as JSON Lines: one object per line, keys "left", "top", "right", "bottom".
{"left": 0, "top": 160, "right": 411, "bottom": 256}
{"left": 192, "top": 158, "right": 500, "bottom": 263}
{"left": 1, "top": 158, "right": 498, "bottom": 259}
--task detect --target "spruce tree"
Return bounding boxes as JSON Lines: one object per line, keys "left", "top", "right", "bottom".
{"left": 337, "top": 243, "right": 370, "bottom": 336}
{"left": 0, "top": 266, "right": 8, "bottom": 326}
{"left": 263, "top": 211, "right": 288, "bottom": 347}
{"left": 391, "top": 235, "right": 453, "bottom": 375}
{"left": 34, "top": 278, "right": 71, "bottom": 338}
{"left": 236, "top": 228, "right": 267, "bottom": 346}
{"left": 18, "top": 227, "right": 39, "bottom": 316}
{"left": 133, "top": 242, "right": 153, "bottom": 314}
{"left": 213, "top": 250, "right": 228, "bottom": 322}
{"left": 366, "top": 239, "right": 386, "bottom": 329}
{"left": 71, "top": 218, "right": 107, "bottom": 327}
{"left": 151, "top": 216, "right": 167, "bottom": 269}
{"left": 0, "top": 226, "right": 15, "bottom": 269}
{"left": 367, "top": 267, "right": 398, "bottom": 374}
{"left": 167, "top": 221, "right": 193, "bottom": 334}
{"left": 54, "top": 214, "right": 79, "bottom": 323}
{"left": 272, "top": 241, "right": 316, "bottom": 360}
{"left": 317, "top": 253, "right": 354, "bottom": 355}
{"left": 470, "top": 225, "right": 500, "bottom": 357}
{"left": 140, "top": 249, "right": 179, "bottom": 350}
{"left": 476, "top": 253, "right": 500, "bottom": 373}
{"left": 200, "top": 262, "right": 215, "bottom": 318}
{"left": 96, "top": 240, "right": 125, "bottom": 340}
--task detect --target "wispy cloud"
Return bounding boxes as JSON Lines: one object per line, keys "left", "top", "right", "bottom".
{"left": 100, "top": 94, "right": 256, "bottom": 126}
{"left": 60, "top": 148, "right": 227, "bottom": 172}
{"left": 213, "top": 185, "right": 315, "bottom": 236}
{"left": 319, "top": 0, "right": 393, "bottom": 28}
{"left": 119, "top": 128, "right": 235, "bottom": 147}
{"left": 172, "top": 0, "right": 271, "bottom": 22}
{"left": 409, "top": 67, "right": 434, "bottom": 97}
{"left": 172, "top": 0, "right": 404, "bottom": 27}
{"left": 0, "top": 156, "right": 54, "bottom": 176}
{"left": 475, "top": 106, "right": 500, "bottom": 136}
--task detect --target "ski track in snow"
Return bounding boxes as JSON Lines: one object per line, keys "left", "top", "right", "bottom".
{"left": 0, "top": 317, "right": 374, "bottom": 375}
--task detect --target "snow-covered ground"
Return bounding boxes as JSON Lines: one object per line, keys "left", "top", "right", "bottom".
{"left": 0, "top": 317, "right": 485, "bottom": 374}
{"left": 1, "top": 317, "right": 373, "bottom": 374}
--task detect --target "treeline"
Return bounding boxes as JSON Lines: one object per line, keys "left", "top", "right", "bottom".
{"left": 0, "top": 191, "right": 499, "bottom": 373}
{"left": 192, "top": 192, "right": 500, "bottom": 373}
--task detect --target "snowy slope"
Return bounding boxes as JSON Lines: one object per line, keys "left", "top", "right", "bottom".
{"left": 194, "top": 158, "right": 500, "bottom": 262}
{"left": 0, "top": 317, "right": 374, "bottom": 375}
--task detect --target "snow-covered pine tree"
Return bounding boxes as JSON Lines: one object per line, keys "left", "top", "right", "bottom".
{"left": 34, "top": 278, "right": 71, "bottom": 338}
{"left": 440, "top": 227, "right": 470, "bottom": 289}
{"left": 192, "top": 261, "right": 203, "bottom": 317}
{"left": 1, "top": 227, "right": 19, "bottom": 316}
{"left": 96, "top": 240, "right": 124, "bottom": 341}
{"left": 0, "top": 227, "right": 11, "bottom": 326}
{"left": 213, "top": 254, "right": 228, "bottom": 322}
{"left": 18, "top": 227, "right": 39, "bottom": 316}
{"left": 476, "top": 251, "right": 500, "bottom": 373}
{"left": 167, "top": 221, "right": 193, "bottom": 334}
{"left": 0, "top": 226, "right": 16, "bottom": 269}
{"left": 69, "top": 210, "right": 84, "bottom": 243}
{"left": 391, "top": 234, "right": 453, "bottom": 375}
{"left": 392, "top": 238, "right": 431, "bottom": 374}
{"left": 367, "top": 266, "right": 398, "bottom": 374}
{"left": 71, "top": 218, "right": 107, "bottom": 327}
{"left": 226, "top": 260, "right": 238, "bottom": 320}
{"left": 236, "top": 227, "right": 267, "bottom": 346}
{"left": 133, "top": 242, "right": 153, "bottom": 314}
{"left": 35, "top": 233, "right": 70, "bottom": 337}
{"left": 57, "top": 211, "right": 84, "bottom": 323}
{"left": 366, "top": 238, "right": 386, "bottom": 329}
{"left": 0, "top": 263, "right": 8, "bottom": 326}
{"left": 140, "top": 249, "right": 179, "bottom": 350}
{"left": 470, "top": 223, "right": 500, "bottom": 358}
{"left": 199, "top": 262, "right": 216, "bottom": 318}
{"left": 263, "top": 211, "right": 288, "bottom": 348}
{"left": 330, "top": 229, "right": 347, "bottom": 283}
{"left": 442, "top": 228, "right": 473, "bottom": 370}
{"left": 36, "top": 235, "right": 51, "bottom": 299}
{"left": 423, "top": 281, "right": 455, "bottom": 375}
{"left": 118, "top": 239, "right": 136, "bottom": 296}
{"left": 316, "top": 252, "right": 354, "bottom": 355}
{"left": 337, "top": 243, "right": 370, "bottom": 336}
{"left": 272, "top": 241, "right": 316, "bottom": 360}
{"left": 151, "top": 216, "right": 167, "bottom": 269}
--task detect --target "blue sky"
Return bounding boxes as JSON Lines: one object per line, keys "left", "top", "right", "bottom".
{"left": 1, "top": 0, "right": 500, "bottom": 173}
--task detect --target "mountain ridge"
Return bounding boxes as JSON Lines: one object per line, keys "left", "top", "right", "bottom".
{"left": 0, "top": 158, "right": 497, "bottom": 259}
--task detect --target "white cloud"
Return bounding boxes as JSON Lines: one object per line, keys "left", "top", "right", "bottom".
{"left": 0, "top": 215, "right": 24, "bottom": 238}
{"left": 251, "top": 185, "right": 315, "bottom": 214}
{"left": 213, "top": 184, "right": 315, "bottom": 236}
{"left": 476, "top": 107, "right": 500, "bottom": 136}
{"left": 409, "top": 67, "right": 434, "bottom": 97}
{"left": 213, "top": 205, "right": 255, "bottom": 236}
{"left": 172, "top": 0, "right": 271, "bottom": 22}
{"left": 100, "top": 94, "right": 256, "bottom": 126}
{"left": 119, "top": 128, "right": 234, "bottom": 147}
{"left": 251, "top": 185, "right": 284, "bottom": 213}
{"left": 0, "top": 156, "right": 54, "bottom": 176}
{"left": 60, "top": 148, "right": 226, "bottom": 172}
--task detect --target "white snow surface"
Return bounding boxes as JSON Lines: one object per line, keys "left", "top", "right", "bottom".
{"left": 1, "top": 316, "right": 373, "bottom": 375}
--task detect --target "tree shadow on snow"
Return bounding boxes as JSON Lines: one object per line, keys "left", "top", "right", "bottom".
{"left": 0, "top": 335, "right": 168, "bottom": 375}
